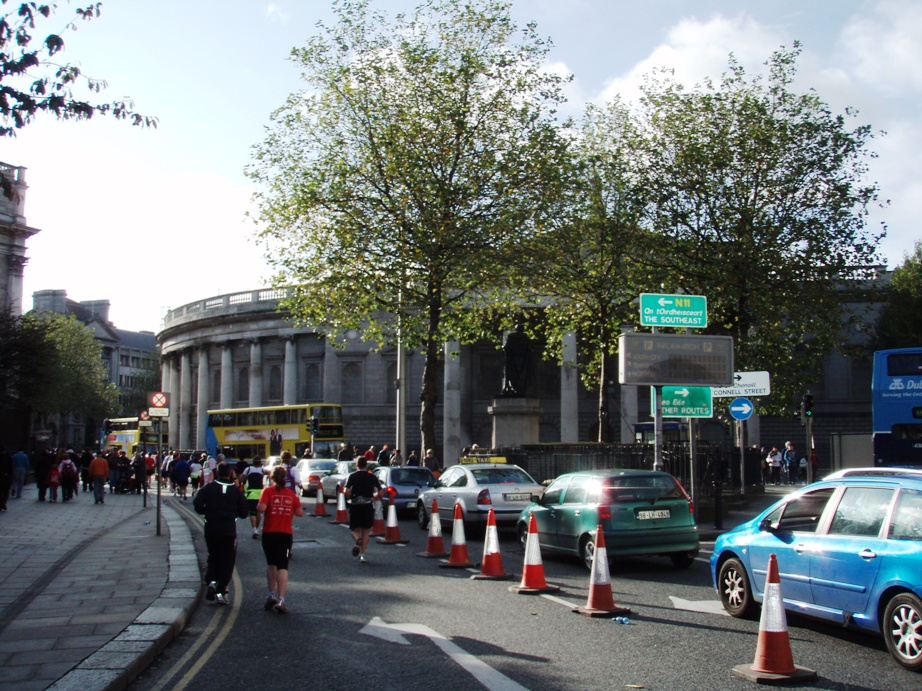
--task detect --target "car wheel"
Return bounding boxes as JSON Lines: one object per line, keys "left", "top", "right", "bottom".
{"left": 417, "top": 502, "right": 429, "bottom": 531}
{"left": 579, "top": 534, "right": 596, "bottom": 571}
{"left": 883, "top": 592, "right": 922, "bottom": 671}
{"left": 517, "top": 522, "right": 528, "bottom": 552}
{"left": 670, "top": 552, "right": 695, "bottom": 569}
{"left": 717, "top": 557, "right": 756, "bottom": 618}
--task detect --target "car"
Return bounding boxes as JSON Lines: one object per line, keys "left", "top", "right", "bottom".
{"left": 319, "top": 460, "right": 378, "bottom": 503}
{"left": 710, "top": 468, "right": 922, "bottom": 671}
{"left": 516, "top": 469, "right": 699, "bottom": 571}
{"left": 374, "top": 466, "right": 437, "bottom": 515}
{"left": 295, "top": 458, "right": 338, "bottom": 497}
{"left": 417, "top": 461, "right": 544, "bottom": 531}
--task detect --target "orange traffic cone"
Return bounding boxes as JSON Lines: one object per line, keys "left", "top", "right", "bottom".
{"left": 330, "top": 484, "right": 349, "bottom": 525}
{"left": 439, "top": 501, "right": 476, "bottom": 569}
{"left": 417, "top": 499, "right": 448, "bottom": 558}
{"left": 732, "top": 553, "right": 817, "bottom": 683}
{"left": 312, "top": 486, "right": 327, "bottom": 517}
{"left": 376, "top": 496, "right": 409, "bottom": 544}
{"left": 509, "top": 513, "right": 559, "bottom": 594}
{"left": 573, "top": 526, "right": 629, "bottom": 616}
{"left": 369, "top": 498, "right": 386, "bottom": 537}
{"left": 471, "top": 508, "right": 513, "bottom": 580}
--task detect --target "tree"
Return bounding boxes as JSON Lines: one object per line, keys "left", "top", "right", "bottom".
{"left": 875, "top": 241, "right": 922, "bottom": 349}
{"left": 637, "top": 44, "right": 885, "bottom": 412}
{"left": 509, "top": 99, "right": 652, "bottom": 441}
{"left": 248, "top": 0, "right": 569, "bottom": 455}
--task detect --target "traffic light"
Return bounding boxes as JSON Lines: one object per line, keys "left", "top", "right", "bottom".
{"left": 310, "top": 416, "right": 319, "bottom": 434}
{"left": 104, "top": 418, "right": 112, "bottom": 434}
{"left": 802, "top": 394, "right": 814, "bottom": 418}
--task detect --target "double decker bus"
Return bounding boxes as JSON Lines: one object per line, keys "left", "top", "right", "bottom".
{"left": 103, "top": 417, "right": 169, "bottom": 455}
{"left": 872, "top": 348, "right": 922, "bottom": 468}
{"left": 205, "top": 404, "right": 344, "bottom": 461}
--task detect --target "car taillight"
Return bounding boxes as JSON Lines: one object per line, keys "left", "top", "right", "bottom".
{"left": 675, "top": 480, "right": 694, "bottom": 514}
{"left": 477, "top": 488, "right": 492, "bottom": 505}
{"left": 598, "top": 500, "right": 611, "bottom": 520}
{"left": 308, "top": 474, "right": 320, "bottom": 482}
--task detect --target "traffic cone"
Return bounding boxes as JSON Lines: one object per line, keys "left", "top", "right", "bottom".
{"left": 732, "top": 553, "right": 817, "bottom": 683}
{"left": 312, "top": 486, "right": 327, "bottom": 517}
{"left": 509, "top": 513, "right": 559, "bottom": 594}
{"left": 369, "top": 498, "right": 386, "bottom": 537}
{"left": 439, "top": 501, "right": 477, "bottom": 569}
{"left": 471, "top": 508, "right": 514, "bottom": 580}
{"left": 376, "top": 496, "right": 409, "bottom": 544}
{"left": 573, "top": 526, "right": 629, "bottom": 616}
{"left": 417, "top": 499, "right": 448, "bottom": 558}
{"left": 330, "top": 484, "right": 349, "bottom": 524}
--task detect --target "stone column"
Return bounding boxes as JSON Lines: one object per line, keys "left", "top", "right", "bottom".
{"left": 560, "top": 330, "right": 579, "bottom": 442}
{"left": 323, "top": 337, "right": 339, "bottom": 402}
{"left": 283, "top": 336, "right": 297, "bottom": 405}
{"left": 197, "top": 347, "right": 209, "bottom": 450}
{"left": 161, "top": 355, "right": 171, "bottom": 395}
{"left": 220, "top": 342, "right": 233, "bottom": 409}
{"left": 443, "top": 341, "right": 461, "bottom": 459}
{"left": 168, "top": 354, "right": 180, "bottom": 450}
{"left": 249, "top": 339, "right": 263, "bottom": 408}
{"left": 179, "top": 350, "right": 192, "bottom": 449}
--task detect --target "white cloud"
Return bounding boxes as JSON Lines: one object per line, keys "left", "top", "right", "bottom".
{"left": 265, "top": 3, "right": 290, "bottom": 25}
{"left": 840, "top": 0, "right": 922, "bottom": 95}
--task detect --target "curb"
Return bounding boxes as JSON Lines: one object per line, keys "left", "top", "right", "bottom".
{"left": 48, "top": 505, "right": 201, "bottom": 691}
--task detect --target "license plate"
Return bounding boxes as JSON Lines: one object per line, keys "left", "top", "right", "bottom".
{"left": 637, "top": 509, "right": 670, "bottom": 520}
{"left": 504, "top": 492, "right": 531, "bottom": 501}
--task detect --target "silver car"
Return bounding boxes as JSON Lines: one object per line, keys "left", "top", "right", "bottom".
{"left": 417, "top": 462, "right": 544, "bottom": 530}
{"left": 295, "top": 458, "right": 337, "bottom": 497}
{"left": 319, "top": 460, "right": 377, "bottom": 502}
{"left": 374, "top": 466, "right": 437, "bottom": 515}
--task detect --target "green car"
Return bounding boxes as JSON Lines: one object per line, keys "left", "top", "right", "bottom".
{"left": 517, "top": 469, "right": 700, "bottom": 570}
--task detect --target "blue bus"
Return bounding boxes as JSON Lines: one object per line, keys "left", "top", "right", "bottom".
{"left": 872, "top": 348, "right": 922, "bottom": 468}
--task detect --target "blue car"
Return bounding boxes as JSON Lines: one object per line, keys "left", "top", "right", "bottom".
{"left": 711, "top": 468, "right": 922, "bottom": 671}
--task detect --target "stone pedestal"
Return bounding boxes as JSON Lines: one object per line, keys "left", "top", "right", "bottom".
{"left": 489, "top": 397, "right": 541, "bottom": 448}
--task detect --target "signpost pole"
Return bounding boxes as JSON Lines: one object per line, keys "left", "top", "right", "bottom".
{"left": 739, "top": 420, "right": 746, "bottom": 495}
{"left": 806, "top": 416, "right": 813, "bottom": 485}
{"left": 654, "top": 386, "right": 664, "bottom": 471}
{"left": 689, "top": 417, "right": 697, "bottom": 511}
{"left": 156, "top": 417, "right": 162, "bottom": 537}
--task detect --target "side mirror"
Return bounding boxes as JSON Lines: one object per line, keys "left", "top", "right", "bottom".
{"left": 531, "top": 493, "right": 543, "bottom": 504}
{"left": 758, "top": 517, "right": 774, "bottom": 532}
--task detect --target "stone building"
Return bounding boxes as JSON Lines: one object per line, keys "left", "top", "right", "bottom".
{"left": 0, "top": 163, "right": 39, "bottom": 315}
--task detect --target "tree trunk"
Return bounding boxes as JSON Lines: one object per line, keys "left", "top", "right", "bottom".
{"left": 419, "top": 335, "right": 439, "bottom": 460}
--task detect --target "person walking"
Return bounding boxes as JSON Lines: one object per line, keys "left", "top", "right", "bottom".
{"left": 257, "top": 465, "right": 304, "bottom": 614}
{"left": 58, "top": 452, "right": 79, "bottom": 502}
{"left": 406, "top": 450, "right": 419, "bottom": 467}
{"left": 766, "top": 446, "right": 783, "bottom": 485}
{"left": 390, "top": 448, "right": 404, "bottom": 467}
{"left": 344, "top": 456, "right": 382, "bottom": 564}
{"left": 0, "top": 446, "right": 13, "bottom": 511}
{"left": 89, "top": 452, "right": 110, "bottom": 504}
{"left": 193, "top": 461, "right": 249, "bottom": 605}
{"left": 241, "top": 458, "right": 267, "bottom": 539}
{"left": 423, "top": 449, "right": 441, "bottom": 476}
{"left": 279, "top": 450, "right": 300, "bottom": 494}
{"left": 10, "top": 447, "right": 28, "bottom": 499}
{"left": 172, "top": 454, "right": 192, "bottom": 500}
{"left": 783, "top": 441, "right": 797, "bottom": 486}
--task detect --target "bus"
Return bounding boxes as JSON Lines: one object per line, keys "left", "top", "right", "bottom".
{"left": 103, "top": 417, "right": 169, "bottom": 455}
{"left": 205, "top": 404, "right": 344, "bottom": 461}
{"left": 872, "top": 348, "right": 922, "bottom": 468}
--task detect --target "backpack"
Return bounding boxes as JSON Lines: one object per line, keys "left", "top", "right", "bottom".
{"left": 62, "top": 461, "right": 77, "bottom": 484}
{"left": 285, "top": 466, "right": 296, "bottom": 492}
{"left": 48, "top": 467, "right": 61, "bottom": 487}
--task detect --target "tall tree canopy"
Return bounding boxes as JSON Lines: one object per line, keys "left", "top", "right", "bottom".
{"left": 637, "top": 44, "right": 885, "bottom": 412}
{"left": 875, "top": 241, "right": 922, "bottom": 350}
{"left": 248, "top": 0, "right": 570, "bottom": 454}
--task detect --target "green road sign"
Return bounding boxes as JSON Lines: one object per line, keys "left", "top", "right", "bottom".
{"left": 640, "top": 293, "right": 707, "bottom": 328}
{"left": 653, "top": 385, "right": 713, "bottom": 418}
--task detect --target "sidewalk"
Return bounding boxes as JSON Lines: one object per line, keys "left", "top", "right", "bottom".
{"left": 0, "top": 484, "right": 200, "bottom": 690}
{"left": 698, "top": 483, "right": 797, "bottom": 541}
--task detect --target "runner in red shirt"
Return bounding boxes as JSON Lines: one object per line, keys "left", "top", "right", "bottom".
{"left": 257, "top": 465, "right": 304, "bottom": 614}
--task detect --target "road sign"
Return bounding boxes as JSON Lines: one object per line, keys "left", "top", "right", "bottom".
{"left": 618, "top": 333, "right": 734, "bottom": 386}
{"left": 729, "top": 397, "right": 754, "bottom": 421}
{"left": 712, "top": 371, "right": 771, "bottom": 398}
{"left": 139, "top": 410, "right": 151, "bottom": 421}
{"left": 639, "top": 293, "right": 707, "bottom": 328}
{"left": 654, "top": 386, "right": 713, "bottom": 418}
{"left": 149, "top": 392, "right": 170, "bottom": 408}
{"left": 139, "top": 420, "right": 153, "bottom": 427}
{"left": 148, "top": 407, "right": 170, "bottom": 417}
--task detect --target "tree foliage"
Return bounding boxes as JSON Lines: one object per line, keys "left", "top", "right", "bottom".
{"left": 636, "top": 44, "right": 885, "bottom": 413}
{"left": 875, "top": 241, "right": 922, "bottom": 349}
{"left": 0, "top": 1, "right": 156, "bottom": 138}
{"left": 248, "top": 0, "right": 570, "bottom": 454}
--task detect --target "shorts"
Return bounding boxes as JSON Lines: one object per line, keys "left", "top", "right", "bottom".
{"left": 349, "top": 502, "right": 375, "bottom": 530}
{"left": 247, "top": 498, "right": 260, "bottom": 517}
{"left": 262, "top": 532, "right": 293, "bottom": 570}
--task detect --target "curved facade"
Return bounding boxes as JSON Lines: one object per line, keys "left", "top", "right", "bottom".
{"left": 157, "top": 289, "right": 612, "bottom": 459}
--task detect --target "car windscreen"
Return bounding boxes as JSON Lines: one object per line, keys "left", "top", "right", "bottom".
{"left": 470, "top": 467, "right": 535, "bottom": 485}
{"left": 390, "top": 469, "right": 434, "bottom": 486}
{"left": 601, "top": 475, "right": 682, "bottom": 502}
{"left": 310, "top": 461, "right": 337, "bottom": 471}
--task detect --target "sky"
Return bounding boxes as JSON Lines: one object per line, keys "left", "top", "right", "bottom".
{"left": 5, "top": 0, "right": 920, "bottom": 333}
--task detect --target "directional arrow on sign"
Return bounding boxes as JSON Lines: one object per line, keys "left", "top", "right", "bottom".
{"left": 675, "top": 387, "right": 690, "bottom": 397}
{"left": 730, "top": 400, "right": 752, "bottom": 416}
{"left": 658, "top": 297, "right": 672, "bottom": 306}
{"left": 360, "top": 617, "right": 527, "bottom": 691}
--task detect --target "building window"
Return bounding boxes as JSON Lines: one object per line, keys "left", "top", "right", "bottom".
{"left": 120, "top": 354, "right": 130, "bottom": 366}
{"left": 130, "top": 356, "right": 141, "bottom": 368}
{"left": 212, "top": 370, "right": 221, "bottom": 405}
{"left": 304, "top": 362, "right": 322, "bottom": 400}
{"left": 342, "top": 361, "right": 363, "bottom": 404}
{"left": 386, "top": 361, "right": 397, "bottom": 405}
{"left": 237, "top": 367, "right": 249, "bottom": 402}
{"left": 268, "top": 365, "right": 282, "bottom": 402}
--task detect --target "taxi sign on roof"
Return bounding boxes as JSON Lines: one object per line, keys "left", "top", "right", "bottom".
{"left": 459, "top": 456, "right": 507, "bottom": 464}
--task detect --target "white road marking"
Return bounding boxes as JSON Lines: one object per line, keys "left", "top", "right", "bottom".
{"left": 669, "top": 595, "right": 729, "bottom": 615}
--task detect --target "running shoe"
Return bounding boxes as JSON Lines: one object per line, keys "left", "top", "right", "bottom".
{"left": 274, "top": 601, "right": 288, "bottom": 614}
{"left": 206, "top": 581, "right": 217, "bottom": 601}
{"left": 264, "top": 595, "right": 279, "bottom": 611}
{"left": 359, "top": 554, "right": 367, "bottom": 563}
{"left": 215, "top": 593, "right": 229, "bottom": 605}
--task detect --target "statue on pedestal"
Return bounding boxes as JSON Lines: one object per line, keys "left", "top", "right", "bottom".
{"left": 501, "top": 325, "right": 532, "bottom": 398}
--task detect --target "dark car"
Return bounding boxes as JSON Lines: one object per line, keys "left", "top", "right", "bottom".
{"left": 711, "top": 467, "right": 922, "bottom": 671}
{"left": 517, "top": 469, "right": 700, "bottom": 570}
{"left": 374, "top": 466, "right": 437, "bottom": 515}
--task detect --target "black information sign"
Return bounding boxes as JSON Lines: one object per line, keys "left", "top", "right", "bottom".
{"left": 618, "top": 333, "right": 734, "bottom": 386}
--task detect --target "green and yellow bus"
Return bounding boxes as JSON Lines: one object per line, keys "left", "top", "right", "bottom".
{"left": 204, "top": 404, "right": 344, "bottom": 461}
{"left": 103, "top": 417, "right": 169, "bottom": 455}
